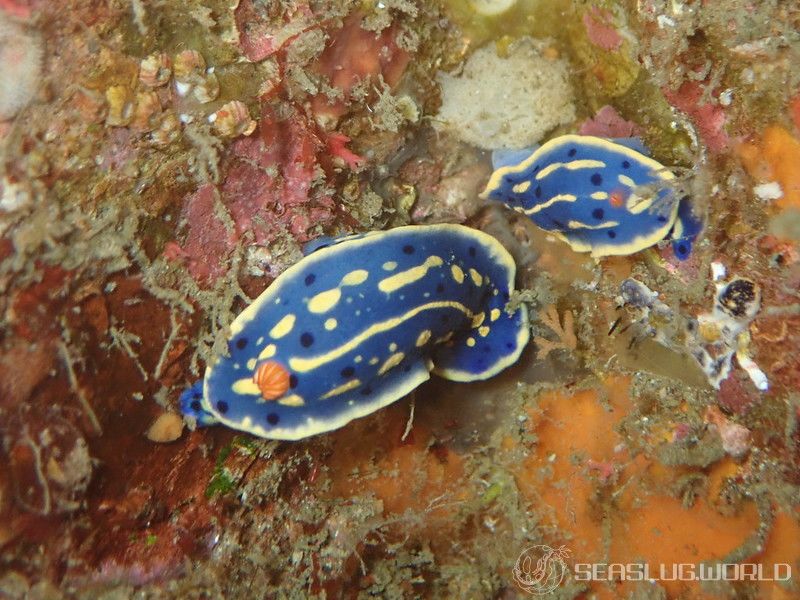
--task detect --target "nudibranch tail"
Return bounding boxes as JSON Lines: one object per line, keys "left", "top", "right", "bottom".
{"left": 483, "top": 134, "right": 702, "bottom": 258}
{"left": 180, "top": 380, "right": 219, "bottom": 426}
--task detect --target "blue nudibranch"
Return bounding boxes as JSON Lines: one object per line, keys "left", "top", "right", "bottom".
{"left": 181, "top": 224, "right": 529, "bottom": 440}
{"left": 482, "top": 135, "right": 703, "bottom": 259}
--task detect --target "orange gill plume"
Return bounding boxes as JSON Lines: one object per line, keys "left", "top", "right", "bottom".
{"left": 253, "top": 361, "right": 290, "bottom": 400}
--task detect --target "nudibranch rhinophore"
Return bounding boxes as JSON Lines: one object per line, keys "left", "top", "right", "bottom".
{"left": 181, "top": 224, "right": 530, "bottom": 440}
{"left": 482, "top": 135, "right": 703, "bottom": 259}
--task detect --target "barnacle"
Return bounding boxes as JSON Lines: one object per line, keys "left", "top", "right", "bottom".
{"left": 210, "top": 100, "right": 257, "bottom": 138}
{"left": 173, "top": 49, "right": 205, "bottom": 81}
{"left": 192, "top": 71, "right": 220, "bottom": 104}
{"left": 173, "top": 49, "right": 206, "bottom": 97}
{"left": 138, "top": 52, "right": 171, "bottom": 88}
{"left": 149, "top": 110, "right": 181, "bottom": 146}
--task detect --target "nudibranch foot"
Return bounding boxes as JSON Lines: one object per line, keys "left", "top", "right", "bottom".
{"left": 483, "top": 134, "right": 702, "bottom": 259}
{"left": 180, "top": 224, "right": 530, "bottom": 440}
{"left": 180, "top": 380, "right": 219, "bottom": 426}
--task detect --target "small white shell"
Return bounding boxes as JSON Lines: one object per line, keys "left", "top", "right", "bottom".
{"left": 193, "top": 72, "right": 220, "bottom": 104}
{"left": 146, "top": 412, "right": 184, "bottom": 443}
{"left": 210, "top": 100, "right": 256, "bottom": 138}
{"left": 139, "top": 53, "right": 172, "bottom": 88}
{"left": 149, "top": 110, "right": 181, "bottom": 146}
{"left": 173, "top": 49, "right": 205, "bottom": 81}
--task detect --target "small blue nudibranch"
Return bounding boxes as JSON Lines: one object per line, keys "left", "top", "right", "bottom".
{"left": 181, "top": 224, "right": 529, "bottom": 440}
{"left": 482, "top": 135, "right": 703, "bottom": 259}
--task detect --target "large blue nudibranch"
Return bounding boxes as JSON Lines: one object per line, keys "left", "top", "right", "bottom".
{"left": 181, "top": 224, "right": 529, "bottom": 440}
{"left": 482, "top": 135, "right": 703, "bottom": 259}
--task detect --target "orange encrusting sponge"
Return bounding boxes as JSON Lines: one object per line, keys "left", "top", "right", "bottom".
{"left": 738, "top": 125, "right": 800, "bottom": 210}
{"left": 510, "top": 377, "right": 800, "bottom": 598}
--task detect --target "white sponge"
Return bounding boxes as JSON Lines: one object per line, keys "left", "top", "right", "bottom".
{"left": 0, "top": 14, "right": 43, "bottom": 121}
{"left": 436, "top": 39, "right": 575, "bottom": 150}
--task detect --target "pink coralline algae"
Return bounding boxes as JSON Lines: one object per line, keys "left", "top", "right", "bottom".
{"left": 671, "top": 422, "right": 693, "bottom": 443}
{"left": 172, "top": 184, "right": 234, "bottom": 285}
{"left": 326, "top": 132, "right": 364, "bottom": 170}
{"left": 578, "top": 105, "right": 642, "bottom": 138}
{"left": 664, "top": 81, "right": 729, "bottom": 153}
{"left": 224, "top": 103, "right": 336, "bottom": 243}
{"left": 0, "top": 0, "right": 38, "bottom": 20}
{"left": 582, "top": 7, "right": 623, "bottom": 52}
{"left": 704, "top": 405, "right": 752, "bottom": 459}
{"left": 716, "top": 374, "right": 760, "bottom": 416}
{"left": 169, "top": 103, "right": 345, "bottom": 286}
{"left": 234, "top": 0, "right": 317, "bottom": 62}
{"left": 310, "top": 13, "right": 410, "bottom": 124}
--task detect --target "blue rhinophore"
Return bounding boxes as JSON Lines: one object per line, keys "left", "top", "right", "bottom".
{"left": 180, "top": 224, "right": 530, "bottom": 440}
{"left": 482, "top": 134, "right": 702, "bottom": 259}
{"left": 180, "top": 380, "right": 219, "bottom": 426}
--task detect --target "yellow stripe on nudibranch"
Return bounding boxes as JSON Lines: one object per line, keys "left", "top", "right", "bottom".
{"left": 416, "top": 330, "right": 432, "bottom": 347}
{"left": 378, "top": 352, "right": 405, "bottom": 375}
{"left": 382, "top": 261, "right": 397, "bottom": 271}
{"left": 535, "top": 159, "right": 606, "bottom": 180}
{"left": 324, "top": 318, "right": 337, "bottom": 331}
{"left": 626, "top": 193, "right": 658, "bottom": 214}
{"left": 278, "top": 394, "right": 305, "bottom": 406}
{"left": 469, "top": 268, "right": 483, "bottom": 286}
{"left": 617, "top": 174, "right": 636, "bottom": 188}
{"left": 512, "top": 181, "right": 531, "bottom": 194}
{"left": 451, "top": 264, "right": 465, "bottom": 283}
{"left": 288, "top": 300, "right": 476, "bottom": 373}
{"left": 307, "top": 270, "right": 369, "bottom": 314}
{"left": 378, "top": 255, "right": 444, "bottom": 293}
{"left": 524, "top": 194, "right": 577, "bottom": 215}
{"left": 341, "top": 269, "right": 369, "bottom": 286}
{"left": 269, "top": 313, "right": 296, "bottom": 339}
{"left": 567, "top": 220, "right": 620, "bottom": 230}
{"left": 490, "top": 308, "right": 501, "bottom": 321}
{"left": 563, "top": 202, "right": 680, "bottom": 258}
{"left": 591, "top": 191, "right": 609, "bottom": 200}
{"left": 321, "top": 379, "right": 362, "bottom": 399}
{"left": 308, "top": 288, "right": 342, "bottom": 314}
{"left": 232, "top": 378, "right": 261, "bottom": 395}
{"left": 258, "top": 344, "right": 277, "bottom": 360}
